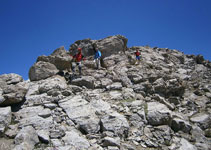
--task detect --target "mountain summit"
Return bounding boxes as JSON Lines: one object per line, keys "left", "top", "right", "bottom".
{"left": 0, "top": 35, "right": 211, "bottom": 150}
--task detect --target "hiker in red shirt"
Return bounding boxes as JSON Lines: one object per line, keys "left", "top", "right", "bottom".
{"left": 71, "top": 48, "right": 85, "bottom": 75}
{"left": 134, "top": 49, "right": 141, "bottom": 65}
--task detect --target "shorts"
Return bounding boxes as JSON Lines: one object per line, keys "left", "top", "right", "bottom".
{"left": 136, "top": 56, "right": 140, "bottom": 60}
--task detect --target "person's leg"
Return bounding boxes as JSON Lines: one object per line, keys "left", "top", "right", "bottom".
{"left": 71, "top": 62, "right": 76, "bottom": 73}
{"left": 96, "top": 58, "right": 100, "bottom": 69}
{"left": 78, "top": 62, "right": 82, "bottom": 75}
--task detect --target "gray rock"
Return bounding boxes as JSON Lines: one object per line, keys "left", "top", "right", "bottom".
{"left": 37, "top": 130, "right": 50, "bottom": 144}
{"left": 50, "top": 139, "right": 63, "bottom": 147}
{"left": 171, "top": 118, "right": 192, "bottom": 133}
{"left": 62, "top": 130, "right": 90, "bottom": 149}
{"left": 77, "top": 118, "right": 100, "bottom": 134}
{"left": 0, "top": 106, "right": 11, "bottom": 135}
{"left": 153, "top": 78, "right": 166, "bottom": 94}
{"left": 0, "top": 138, "right": 14, "bottom": 150}
{"left": 90, "top": 99, "right": 111, "bottom": 114}
{"left": 59, "top": 95, "right": 102, "bottom": 134}
{"left": 146, "top": 102, "right": 172, "bottom": 126}
{"left": 69, "top": 38, "right": 95, "bottom": 57}
{"left": 153, "top": 125, "right": 173, "bottom": 146}
{"left": 0, "top": 88, "right": 5, "bottom": 104}
{"left": 59, "top": 95, "right": 96, "bottom": 122}
{"left": 106, "top": 82, "right": 122, "bottom": 91}
{"left": 0, "top": 83, "right": 28, "bottom": 106}
{"left": 0, "top": 73, "right": 23, "bottom": 85}
{"left": 121, "top": 143, "right": 136, "bottom": 150}
{"left": 97, "top": 35, "right": 127, "bottom": 58}
{"left": 14, "top": 126, "right": 39, "bottom": 150}
{"left": 69, "top": 35, "right": 127, "bottom": 59}
{"left": 102, "top": 137, "right": 120, "bottom": 147}
{"left": 15, "top": 106, "right": 53, "bottom": 130}
{"left": 178, "top": 138, "right": 197, "bottom": 150}
{"left": 38, "top": 76, "right": 67, "bottom": 94}
{"left": 5, "top": 124, "right": 19, "bottom": 138}
{"left": 122, "top": 88, "right": 136, "bottom": 100}
{"left": 25, "top": 93, "right": 60, "bottom": 107}
{"left": 19, "top": 116, "right": 53, "bottom": 130}
{"left": 100, "top": 78, "right": 113, "bottom": 88}
{"left": 50, "top": 129, "right": 65, "bottom": 139}
{"left": 13, "top": 142, "right": 32, "bottom": 150}
{"left": 43, "top": 103, "right": 57, "bottom": 110}
{"left": 38, "top": 108, "right": 51, "bottom": 118}
{"left": 37, "top": 46, "right": 72, "bottom": 71}
{"left": 191, "top": 125, "right": 206, "bottom": 143}
{"left": 204, "top": 128, "right": 211, "bottom": 137}
{"left": 100, "top": 112, "right": 129, "bottom": 138}
{"left": 29, "top": 61, "right": 58, "bottom": 81}
{"left": 71, "top": 76, "right": 95, "bottom": 89}
{"left": 129, "top": 113, "right": 144, "bottom": 128}
{"left": 109, "top": 91, "right": 123, "bottom": 100}
{"left": 0, "top": 79, "right": 7, "bottom": 90}
{"left": 190, "top": 113, "right": 211, "bottom": 130}
{"left": 195, "top": 142, "right": 211, "bottom": 150}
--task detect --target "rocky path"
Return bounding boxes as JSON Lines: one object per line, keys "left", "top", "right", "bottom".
{"left": 0, "top": 35, "right": 211, "bottom": 150}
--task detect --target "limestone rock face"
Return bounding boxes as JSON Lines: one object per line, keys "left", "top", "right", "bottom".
{"left": 29, "top": 61, "right": 58, "bottom": 81}
{"left": 1, "top": 36, "right": 211, "bottom": 149}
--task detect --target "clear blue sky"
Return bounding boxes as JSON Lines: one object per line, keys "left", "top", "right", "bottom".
{"left": 1, "top": 0, "right": 211, "bottom": 80}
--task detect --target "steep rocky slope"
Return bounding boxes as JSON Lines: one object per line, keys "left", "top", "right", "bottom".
{"left": 0, "top": 35, "right": 211, "bottom": 150}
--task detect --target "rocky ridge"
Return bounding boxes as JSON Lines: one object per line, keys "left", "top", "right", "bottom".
{"left": 0, "top": 35, "right": 211, "bottom": 150}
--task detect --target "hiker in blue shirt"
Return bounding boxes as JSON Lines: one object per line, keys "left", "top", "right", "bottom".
{"left": 93, "top": 47, "right": 102, "bottom": 69}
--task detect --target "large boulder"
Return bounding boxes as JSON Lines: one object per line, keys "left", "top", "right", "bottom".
{"left": 0, "top": 74, "right": 28, "bottom": 106}
{"left": 69, "top": 38, "right": 96, "bottom": 57}
{"left": 146, "top": 102, "right": 172, "bottom": 126}
{"left": 96, "top": 35, "right": 128, "bottom": 58}
{"left": 29, "top": 61, "right": 59, "bottom": 81}
{"left": 69, "top": 35, "right": 128, "bottom": 58}
{"left": 0, "top": 83, "right": 28, "bottom": 106}
{"left": 37, "top": 46, "right": 72, "bottom": 71}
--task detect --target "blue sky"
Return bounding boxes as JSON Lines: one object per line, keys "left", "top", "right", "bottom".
{"left": 0, "top": 0, "right": 211, "bottom": 80}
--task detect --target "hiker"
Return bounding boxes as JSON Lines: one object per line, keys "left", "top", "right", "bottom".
{"left": 134, "top": 49, "right": 141, "bottom": 64}
{"left": 93, "top": 47, "right": 101, "bottom": 69}
{"left": 71, "top": 48, "right": 85, "bottom": 75}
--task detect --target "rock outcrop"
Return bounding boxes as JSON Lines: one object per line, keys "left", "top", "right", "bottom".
{"left": 0, "top": 73, "right": 28, "bottom": 106}
{"left": 0, "top": 35, "right": 211, "bottom": 150}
